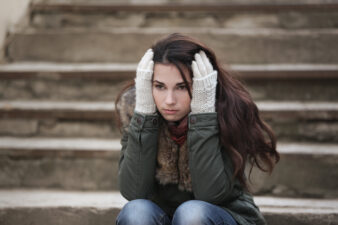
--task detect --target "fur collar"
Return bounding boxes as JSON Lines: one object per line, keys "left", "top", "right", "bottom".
{"left": 156, "top": 121, "right": 192, "bottom": 192}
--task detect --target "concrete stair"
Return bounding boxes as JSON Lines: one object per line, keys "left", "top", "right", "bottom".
{"left": 30, "top": 1, "right": 338, "bottom": 29}
{"left": 1, "top": 63, "right": 338, "bottom": 101}
{"left": 1, "top": 137, "right": 338, "bottom": 198}
{"left": 5, "top": 0, "right": 338, "bottom": 64}
{"left": 1, "top": 100, "right": 338, "bottom": 142}
{"left": 1, "top": 0, "right": 338, "bottom": 224}
{"left": 6, "top": 27, "right": 338, "bottom": 64}
{"left": 0, "top": 189, "right": 337, "bottom": 225}
{"left": 0, "top": 137, "right": 120, "bottom": 190}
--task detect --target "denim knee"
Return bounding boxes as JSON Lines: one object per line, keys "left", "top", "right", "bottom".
{"left": 116, "top": 199, "right": 170, "bottom": 225}
{"left": 172, "top": 200, "right": 209, "bottom": 225}
{"left": 172, "top": 200, "right": 237, "bottom": 225}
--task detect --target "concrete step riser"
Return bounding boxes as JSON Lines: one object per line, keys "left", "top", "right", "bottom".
{"left": 31, "top": 11, "right": 338, "bottom": 29}
{"left": 1, "top": 207, "right": 337, "bottom": 225}
{"left": 0, "top": 207, "right": 121, "bottom": 225}
{"left": 269, "top": 120, "right": 338, "bottom": 143}
{"left": 1, "top": 118, "right": 338, "bottom": 143}
{"left": 6, "top": 29, "right": 338, "bottom": 64}
{"left": 0, "top": 78, "right": 127, "bottom": 101}
{"left": 1, "top": 77, "right": 338, "bottom": 101}
{"left": 0, "top": 154, "right": 119, "bottom": 190}
{"left": 0, "top": 118, "right": 120, "bottom": 138}
{"left": 251, "top": 150, "right": 338, "bottom": 198}
{"left": 1, "top": 117, "right": 338, "bottom": 142}
{"left": 1, "top": 143, "right": 337, "bottom": 198}
{"left": 246, "top": 79, "right": 338, "bottom": 101}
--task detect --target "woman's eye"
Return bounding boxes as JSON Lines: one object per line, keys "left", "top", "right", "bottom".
{"left": 177, "top": 85, "right": 187, "bottom": 90}
{"left": 154, "top": 84, "right": 165, "bottom": 90}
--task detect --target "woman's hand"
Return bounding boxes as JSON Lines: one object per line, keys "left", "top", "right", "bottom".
{"left": 135, "top": 49, "right": 156, "bottom": 114}
{"left": 191, "top": 51, "right": 218, "bottom": 113}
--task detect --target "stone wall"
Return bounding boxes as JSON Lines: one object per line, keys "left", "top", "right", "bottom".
{"left": 0, "top": 0, "right": 30, "bottom": 63}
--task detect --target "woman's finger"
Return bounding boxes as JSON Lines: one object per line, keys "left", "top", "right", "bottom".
{"left": 192, "top": 61, "right": 202, "bottom": 78}
{"left": 200, "top": 51, "right": 213, "bottom": 74}
{"left": 138, "top": 49, "right": 153, "bottom": 70}
{"left": 195, "top": 53, "right": 207, "bottom": 76}
{"left": 143, "top": 50, "right": 153, "bottom": 67}
{"left": 146, "top": 60, "right": 154, "bottom": 72}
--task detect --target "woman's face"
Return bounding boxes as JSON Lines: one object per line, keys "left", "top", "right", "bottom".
{"left": 152, "top": 63, "right": 192, "bottom": 122}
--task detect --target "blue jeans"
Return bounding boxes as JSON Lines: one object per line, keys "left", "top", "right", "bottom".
{"left": 116, "top": 199, "right": 238, "bottom": 225}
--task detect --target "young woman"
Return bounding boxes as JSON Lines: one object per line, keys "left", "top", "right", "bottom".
{"left": 115, "top": 33, "right": 279, "bottom": 225}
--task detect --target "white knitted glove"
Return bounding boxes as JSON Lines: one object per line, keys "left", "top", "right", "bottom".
{"left": 191, "top": 51, "right": 218, "bottom": 113}
{"left": 134, "top": 49, "right": 156, "bottom": 114}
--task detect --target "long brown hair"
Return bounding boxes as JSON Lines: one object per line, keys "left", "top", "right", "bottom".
{"left": 115, "top": 33, "right": 279, "bottom": 190}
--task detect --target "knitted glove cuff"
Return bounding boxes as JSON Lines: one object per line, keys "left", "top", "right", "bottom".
{"left": 191, "top": 71, "right": 217, "bottom": 113}
{"left": 135, "top": 76, "right": 156, "bottom": 114}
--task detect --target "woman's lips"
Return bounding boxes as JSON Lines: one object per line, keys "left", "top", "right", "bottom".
{"left": 163, "top": 109, "right": 178, "bottom": 115}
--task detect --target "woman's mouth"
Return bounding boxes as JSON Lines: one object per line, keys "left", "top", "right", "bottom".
{"left": 163, "top": 109, "right": 178, "bottom": 115}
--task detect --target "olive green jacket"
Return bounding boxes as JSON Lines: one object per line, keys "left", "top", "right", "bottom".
{"left": 118, "top": 111, "right": 266, "bottom": 225}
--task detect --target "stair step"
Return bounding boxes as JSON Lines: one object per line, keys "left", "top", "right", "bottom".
{"left": 0, "top": 189, "right": 127, "bottom": 208}
{"left": 33, "top": 3, "right": 338, "bottom": 29}
{"left": 258, "top": 101, "right": 338, "bottom": 120}
{"left": 256, "top": 196, "right": 338, "bottom": 214}
{"left": 1, "top": 137, "right": 336, "bottom": 157}
{"left": 1, "top": 137, "right": 338, "bottom": 197}
{"left": 0, "top": 62, "right": 137, "bottom": 80}
{"left": 1, "top": 63, "right": 338, "bottom": 102}
{"left": 31, "top": 0, "right": 338, "bottom": 4}
{"left": 0, "top": 137, "right": 120, "bottom": 190}
{"left": 0, "top": 101, "right": 115, "bottom": 120}
{"left": 0, "top": 189, "right": 337, "bottom": 225}
{"left": 5, "top": 137, "right": 337, "bottom": 155}
{"left": 0, "top": 189, "right": 125, "bottom": 225}
{"left": 1, "top": 100, "right": 337, "bottom": 120}
{"left": 1, "top": 101, "right": 338, "bottom": 142}
{"left": 30, "top": 1, "right": 338, "bottom": 29}
{"left": 0, "top": 137, "right": 120, "bottom": 154}
{"left": 6, "top": 28, "right": 338, "bottom": 64}
{"left": 251, "top": 142, "right": 338, "bottom": 198}
{"left": 31, "top": 1, "right": 338, "bottom": 13}
{"left": 2, "top": 63, "right": 338, "bottom": 80}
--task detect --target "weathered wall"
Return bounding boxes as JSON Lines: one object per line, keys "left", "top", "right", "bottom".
{"left": 0, "top": 0, "right": 31, "bottom": 63}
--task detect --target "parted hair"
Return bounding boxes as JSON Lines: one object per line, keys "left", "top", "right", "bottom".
{"left": 115, "top": 33, "right": 280, "bottom": 191}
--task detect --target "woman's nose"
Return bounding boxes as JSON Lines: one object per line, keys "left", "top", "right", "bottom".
{"left": 165, "top": 91, "right": 176, "bottom": 105}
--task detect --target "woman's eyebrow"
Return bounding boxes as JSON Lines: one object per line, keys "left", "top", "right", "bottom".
{"left": 153, "top": 80, "right": 191, "bottom": 86}
{"left": 176, "top": 82, "right": 191, "bottom": 86}
{"left": 153, "top": 80, "right": 164, "bottom": 85}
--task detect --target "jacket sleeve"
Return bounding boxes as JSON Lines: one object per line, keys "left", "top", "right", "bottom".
{"left": 188, "top": 112, "right": 238, "bottom": 204}
{"left": 118, "top": 112, "right": 159, "bottom": 200}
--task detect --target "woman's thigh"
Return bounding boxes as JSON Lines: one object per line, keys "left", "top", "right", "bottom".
{"left": 172, "top": 200, "right": 237, "bottom": 225}
{"left": 116, "top": 199, "right": 170, "bottom": 225}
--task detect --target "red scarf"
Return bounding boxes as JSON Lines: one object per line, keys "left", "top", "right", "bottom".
{"left": 167, "top": 116, "right": 189, "bottom": 146}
